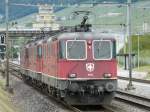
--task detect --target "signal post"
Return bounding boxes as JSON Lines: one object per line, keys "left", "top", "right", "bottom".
{"left": 5, "top": 0, "right": 10, "bottom": 90}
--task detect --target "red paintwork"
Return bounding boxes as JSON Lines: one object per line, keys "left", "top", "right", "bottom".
{"left": 20, "top": 37, "right": 117, "bottom": 80}
{"left": 58, "top": 60, "right": 117, "bottom": 79}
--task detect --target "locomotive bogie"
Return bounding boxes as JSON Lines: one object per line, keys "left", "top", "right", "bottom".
{"left": 64, "top": 91, "right": 115, "bottom": 105}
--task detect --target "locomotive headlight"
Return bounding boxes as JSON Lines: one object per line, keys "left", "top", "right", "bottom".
{"left": 69, "top": 73, "right": 77, "bottom": 78}
{"left": 103, "top": 73, "right": 112, "bottom": 78}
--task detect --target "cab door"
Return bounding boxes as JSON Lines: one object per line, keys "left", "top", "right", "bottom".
{"left": 43, "top": 43, "right": 48, "bottom": 74}
{"left": 33, "top": 46, "right": 37, "bottom": 71}
{"left": 25, "top": 48, "right": 29, "bottom": 69}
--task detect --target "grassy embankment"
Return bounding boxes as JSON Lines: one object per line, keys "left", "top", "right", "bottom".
{"left": 0, "top": 75, "right": 18, "bottom": 112}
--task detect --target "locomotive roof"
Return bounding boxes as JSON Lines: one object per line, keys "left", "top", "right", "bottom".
{"left": 24, "top": 32, "right": 116, "bottom": 48}
{"left": 58, "top": 32, "right": 116, "bottom": 40}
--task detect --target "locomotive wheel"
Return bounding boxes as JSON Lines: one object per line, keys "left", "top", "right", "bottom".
{"left": 48, "top": 86, "right": 53, "bottom": 95}
{"left": 56, "top": 90, "right": 61, "bottom": 99}
{"left": 52, "top": 88, "right": 57, "bottom": 97}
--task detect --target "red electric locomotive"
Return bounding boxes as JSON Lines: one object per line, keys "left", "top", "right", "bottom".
{"left": 20, "top": 16, "right": 117, "bottom": 105}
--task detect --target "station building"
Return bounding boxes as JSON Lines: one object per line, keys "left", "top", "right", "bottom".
{"left": 32, "top": 4, "right": 60, "bottom": 30}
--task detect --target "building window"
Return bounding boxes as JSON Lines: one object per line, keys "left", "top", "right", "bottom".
{"left": 40, "top": 16, "right": 44, "bottom": 19}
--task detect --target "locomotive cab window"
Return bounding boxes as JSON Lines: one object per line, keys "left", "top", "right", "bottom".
{"left": 59, "top": 40, "right": 66, "bottom": 59}
{"left": 37, "top": 46, "right": 42, "bottom": 58}
{"left": 66, "top": 40, "right": 87, "bottom": 60}
{"left": 112, "top": 41, "right": 116, "bottom": 58}
{"left": 93, "top": 40, "right": 112, "bottom": 60}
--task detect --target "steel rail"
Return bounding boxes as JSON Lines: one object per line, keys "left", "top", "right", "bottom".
{"left": 116, "top": 90, "right": 150, "bottom": 111}
{"left": 118, "top": 76, "right": 150, "bottom": 84}
{"left": 72, "top": 105, "right": 116, "bottom": 112}
{"left": 9, "top": 64, "right": 22, "bottom": 80}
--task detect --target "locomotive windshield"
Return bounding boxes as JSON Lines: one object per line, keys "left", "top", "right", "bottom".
{"left": 66, "top": 40, "right": 86, "bottom": 60}
{"left": 59, "top": 39, "right": 113, "bottom": 60}
{"left": 93, "top": 40, "right": 112, "bottom": 60}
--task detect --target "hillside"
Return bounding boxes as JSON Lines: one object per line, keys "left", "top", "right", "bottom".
{"left": 0, "top": 0, "right": 141, "bottom": 20}
{"left": 0, "top": 0, "right": 149, "bottom": 33}
{"left": 55, "top": 0, "right": 150, "bottom": 33}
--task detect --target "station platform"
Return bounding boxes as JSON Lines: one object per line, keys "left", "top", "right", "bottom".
{"left": 118, "top": 68, "right": 147, "bottom": 79}
{"left": 11, "top": 60, "right": 20, "bottom": 65}
{"left": 118, "top": 68, "right": 150, "bottom": 99}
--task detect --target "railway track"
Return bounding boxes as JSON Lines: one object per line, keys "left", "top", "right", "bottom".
{"left": 8, "top": 62, "right": 150, "bottom": 112}
{"left": 70, "top": 105, "right": 118, "bottom": 112}
{"left": 118, "top": 76, "right": 150, "bottom": 84}
{"left": 115, "top": 90, "right": 150, "bottom": 111}
{"left": 9, "top": 63, "right": 22, "bottom": 80}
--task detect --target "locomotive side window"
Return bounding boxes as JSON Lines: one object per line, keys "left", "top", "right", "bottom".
{"left": 66, "top": 40, "right": 87, "bottom": 60}
{"left": 112, "top": 41, "right": 116, "bottom": 58}
{"left": 93, "top": 40, "right": 112, "bottom": 60}
{"left": 37, "top": 46, "right": 42, "bottom": 58}
{"left": 59, "top": 40, "right": 66, "bottom": 59}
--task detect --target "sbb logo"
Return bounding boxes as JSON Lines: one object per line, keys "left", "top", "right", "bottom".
{"left": 86, "top": 63, "right": 95, "bottom": 72}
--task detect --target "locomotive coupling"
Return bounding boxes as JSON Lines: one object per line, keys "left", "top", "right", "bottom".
{"left": 97, "top": 86, "right": 104, "bottom": 95}
{"left": 89, "top": 85, "right": 104, "bottom": 95}
{"left": 89, "top": 85, "right": 95, "bottom": 94}
{"left": 79, "top": 87, "right": 85, "bottom": 96}
{"left": 60, "top": 90, "right": 66, "bottom": 98}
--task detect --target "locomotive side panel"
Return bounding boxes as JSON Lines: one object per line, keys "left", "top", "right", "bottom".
{"left": 40, "top": 40, "right": 58, "bottom": 86}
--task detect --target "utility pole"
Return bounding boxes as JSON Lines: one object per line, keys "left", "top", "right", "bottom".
{"left": 126, "top": 0, "right": 134, "bottom": 90}
{"left": 5, "top": 0, "right": 10, "bottom": 88}
{"left": 122, "top": 24, "right": 126, "bottom": 54}
{"left": 138, "top": 33, "right": 140, "bottom": 69}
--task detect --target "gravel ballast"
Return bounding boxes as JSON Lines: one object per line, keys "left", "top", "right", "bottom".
{"left": 10, "top": 76, "right": 71, "bottom": 112}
